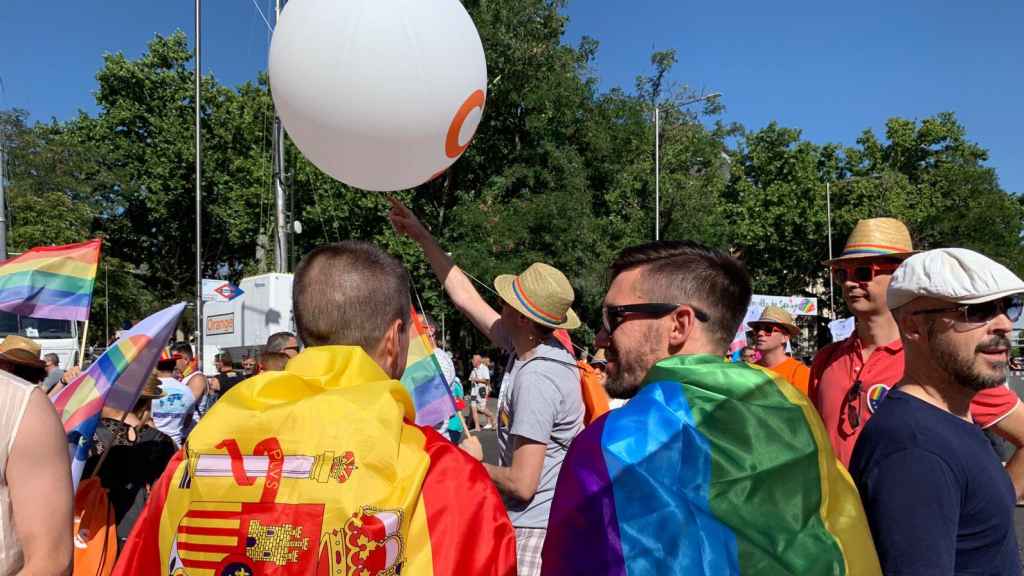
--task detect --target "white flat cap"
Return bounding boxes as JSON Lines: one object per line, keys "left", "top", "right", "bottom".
{"left": 887, "top": 248, "right": 1024, "bottom": 309}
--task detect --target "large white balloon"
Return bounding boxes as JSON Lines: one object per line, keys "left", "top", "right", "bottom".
{"left": 269, "top": 0, "right": 488, "bottom": 192}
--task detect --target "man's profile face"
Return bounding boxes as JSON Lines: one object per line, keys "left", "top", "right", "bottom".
{"left": 596, "top": 267, "right": 669, "bottom": 399}
{"left": 751, "top": 323, "right": 788, "bottom": 354}
{"left": 44, "top": 358, "right": 57, "bottom": 373}
{"left": 912, "top": 297, "right": 1013, "bottom": 392}
{"left": 837, "top": 258, "right": 901, "bottom": 316}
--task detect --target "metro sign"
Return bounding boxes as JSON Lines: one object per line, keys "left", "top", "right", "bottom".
{"left": 202, "top": 279, "right": 245, "bottom": 303}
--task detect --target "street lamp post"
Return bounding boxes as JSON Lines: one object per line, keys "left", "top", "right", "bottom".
{"left": 654, "top": 92, "right": 722, "bottom": 241}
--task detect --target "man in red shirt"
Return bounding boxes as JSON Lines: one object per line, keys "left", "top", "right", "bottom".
{"left": 751, "top": 306, "right": 810, "bottom": 395}
{"left": 810, "top": 217, "right": 1021, "bottom": 468}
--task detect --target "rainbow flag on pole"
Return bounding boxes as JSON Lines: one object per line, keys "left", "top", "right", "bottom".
{"left": 0, "top": 239, "right": 101, "bottom": 321}
{"left": 542, "top": 355, "right": 881, "bottom": 575}
{"left": 52, "top": 302, "right": 185, "bottom": 490}
{"left": 400, "top": 307, "right": 456, "bottom": 427}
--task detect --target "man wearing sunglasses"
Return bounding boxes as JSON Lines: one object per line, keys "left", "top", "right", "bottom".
{"left": 541, "top": 241, "right": 879, "bottom": 574}
{"left": 750, "top": 306, "right": 810, "bottom": 395}
{"left": 849, "top": 248, "right": 1023, "bottom": 575}
{"left": 810, "top": 218, "right": 1021, "bottom": 468}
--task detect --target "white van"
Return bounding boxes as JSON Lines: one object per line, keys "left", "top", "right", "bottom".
{"left": 0, "top": 311, "right": 79, "bottom": 369}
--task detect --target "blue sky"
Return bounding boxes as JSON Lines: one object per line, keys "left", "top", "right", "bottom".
{"left": 3, "top": 1, "right": 1022, "bottom": 192}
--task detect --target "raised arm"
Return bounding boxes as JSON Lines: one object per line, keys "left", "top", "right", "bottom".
{"left": 389, "top": 197, "right": 504, "bottom": 346}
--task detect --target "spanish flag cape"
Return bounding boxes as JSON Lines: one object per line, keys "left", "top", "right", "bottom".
{"left": 113, "top": 346, "right": 516, "bottom": 576}
{"left": 541, "top": 354, "right": 881, "bottom": 576}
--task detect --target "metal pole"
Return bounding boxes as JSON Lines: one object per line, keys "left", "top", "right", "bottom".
{"left": 104, "top": 261, "right": 109, "bottom": 345}
{"left": 654, "top": 107, "right": 660, "bottom": 241}
{"left": 273, "top": 0, "right": 288, "bottom": 273}
{"left": 195, "top": 0, "right": 204, "bottom": 367}
{"left": 0, "top": 132, "right": 6, "bottom": 260}
{"left": 826, "top": 181, "right": 834, "bottom": 319}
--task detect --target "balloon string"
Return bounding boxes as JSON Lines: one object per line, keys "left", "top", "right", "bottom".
{"left": 249, "top": 0, "right": 274, "bottom": 33}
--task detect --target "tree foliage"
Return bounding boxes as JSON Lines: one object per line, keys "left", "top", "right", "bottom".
{"left": 2, "top": 3, "right": 1021, "bottom": 354}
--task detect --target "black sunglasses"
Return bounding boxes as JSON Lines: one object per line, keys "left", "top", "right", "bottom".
{"left": 911, "top": 295, "right": 1023, "bottom": 325}
{"left": 602, "top": 303, "right": 710, "bottom": 335}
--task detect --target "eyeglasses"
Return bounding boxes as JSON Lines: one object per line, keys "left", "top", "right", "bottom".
{"left": 911, "top": 295, "right": 1023, "bottom": 325}
{"left": 749, "top": 323, "right": 785, "bottom": 335}
{"left": 601, "top": 303, "right": 710, "bottom": 335}
{"left": 831, "top": 262, "right": 900, "bottom": 284}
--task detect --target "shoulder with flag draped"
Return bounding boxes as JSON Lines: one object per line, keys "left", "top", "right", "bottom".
{"left": 114, "top": 345, "right": 516, "bottom": 576}
{"left": 542, "top": 354, "right": 881, "bottom": 576}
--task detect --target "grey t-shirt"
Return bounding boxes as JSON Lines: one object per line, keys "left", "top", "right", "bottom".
{"left": 496, "top": 337, "right": 583, "bottom": 528}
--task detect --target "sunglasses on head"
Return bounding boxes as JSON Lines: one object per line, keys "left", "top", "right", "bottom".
{"left": 602, "top": 303, "right": 710, "bottom": 335}
{"left": 831, "top": 262, "right": 900, "bottom": 284}
{"left": 911, "top": 295, "right": 1023, "bottom": 325}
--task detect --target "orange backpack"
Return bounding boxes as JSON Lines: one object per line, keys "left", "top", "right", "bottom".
{"left": 576, "top": 360, "right": 611, "bottom": 425}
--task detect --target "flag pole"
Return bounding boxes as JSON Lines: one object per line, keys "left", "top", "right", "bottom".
{"left": 78, "top": 319, "right": 89, "bottom": 367}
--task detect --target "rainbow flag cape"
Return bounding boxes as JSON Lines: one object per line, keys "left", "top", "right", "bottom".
{"left": 542, "top": 355, "right": 881, "bottom": 576}
{"left": 0, "top": 239, "right": 101, "bottom": 321}
{"left": 400, "top": 308, "right": 456, "bottom": 427}
{"left": 112, "top": 346, "right": 516, "bottom": 576}
{"left": 52, "top": 302, "right": 186, "bottom": 491}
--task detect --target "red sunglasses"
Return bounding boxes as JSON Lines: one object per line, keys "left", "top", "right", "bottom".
{"left": 831, "top": 262, "right": 899, "bottom": 284}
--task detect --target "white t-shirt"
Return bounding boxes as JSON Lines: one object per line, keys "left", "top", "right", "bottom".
{"left": 152, "top": 377, "right": 197, "bottom": 447}
{"left": 470, "top": 364, "right": 491, "bottom": 400}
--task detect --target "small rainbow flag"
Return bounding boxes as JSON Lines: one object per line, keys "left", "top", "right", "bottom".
{"left": 542, "top": 355, "right": 881, "bottom": 575}
{"left": 0, "top": 239, "right": 101, "bottom": 321}
{"left": 400, "top": 307, "right": 456, "bottom": 427}
{"left": 52, "top": 302, "right": 185, "bottom": 491}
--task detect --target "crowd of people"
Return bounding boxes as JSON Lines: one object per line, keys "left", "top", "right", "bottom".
{"left": 0, "top": 201, "right": 1021, "bottom": 575}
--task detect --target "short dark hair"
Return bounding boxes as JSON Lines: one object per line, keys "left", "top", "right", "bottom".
{"left": 259, "top": 351, "right": 289, "bottom": 371}
{"left": 610, "top": 241, "right": 752, "bottom": 352}
{"left": 170, "top": 341, "right": 194, "bottom": 360}
{"left": 293, "top": 241, "right": 411, "bottom": 350}
{"left": 216, "top": 351, "right": 234, "bottom": 367}
{"left": 265, "top": 331, "right": 295, "bottom": 353}
{"left": 44, "top": 353, "right": 60, "bottom": 366}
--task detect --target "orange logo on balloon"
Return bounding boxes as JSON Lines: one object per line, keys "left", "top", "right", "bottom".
{"left": 445, "top": 90, "right": 486, "bottom": 159}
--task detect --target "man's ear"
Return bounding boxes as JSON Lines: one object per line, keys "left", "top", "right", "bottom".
{"left": 666, "top": 306, "right": 697, "bottom": 349}
{"left": 894, "top": 307, "right": 923, "bottom": 343}
{"left": 374, "top": 318, "right": 408, "bottom": 379}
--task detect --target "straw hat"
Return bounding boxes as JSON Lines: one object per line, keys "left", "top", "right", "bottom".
{"left": 0, "top": 335, "right": 45, "bottom": 369}
{"left": 494, "top": 263, "right": 580, "bottom": 330}
{"left": 750, "top": 306, "right": 799, "bottom": 337}
{"left": 591, "top": 349, "right": 607, "bottom": 366}
{"left": 826, "top": 217, "right": 917, "bottom": 264}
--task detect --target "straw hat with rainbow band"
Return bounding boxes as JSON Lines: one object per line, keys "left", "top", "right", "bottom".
{"left": 826, "top": 217, "right": 918, "bottom": 264}
{"left": 493, "top": 262, "right": 581, "bottom": 330}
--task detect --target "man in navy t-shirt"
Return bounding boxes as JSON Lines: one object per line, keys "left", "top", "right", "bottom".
{"left": 850, "top": 248, "right": 1024, "bottom": 575}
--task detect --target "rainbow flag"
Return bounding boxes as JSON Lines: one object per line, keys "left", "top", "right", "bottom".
{"left": 52, "top": 302, "right": 185, "bottom": 491}
{"left": 111, "top": 345, "right": 517, "bottom": 576}
{"left": 0, "top": 239, "right": 101, "bottom": 321}
{"left": 542, "top": 355, "right": 881, "bottom": 575}
{"left": 400, "top": 307, "right": 456, "bottom": 427}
